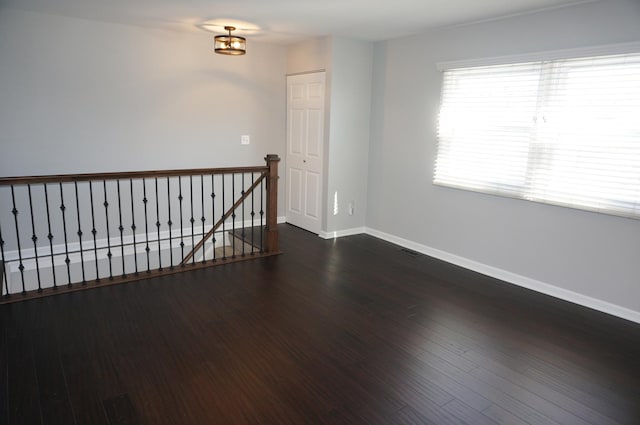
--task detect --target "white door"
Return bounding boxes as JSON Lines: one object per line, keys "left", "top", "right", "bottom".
{"left": 286, "top": 72, "right": 325, "bottom": 234}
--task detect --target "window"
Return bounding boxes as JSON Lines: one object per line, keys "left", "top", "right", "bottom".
{"left": 435, "top": 52, "right": 640, "bottom": 219}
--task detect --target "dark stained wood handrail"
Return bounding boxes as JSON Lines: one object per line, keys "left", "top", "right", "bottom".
{"left": 0, "top": 155, "right": 281, "bottom": 303}
{"left": 180, "top": 172, "right": 267, "bottom": 265}
{"left": 0, "top": 165, "right": 269, "bottom": 186}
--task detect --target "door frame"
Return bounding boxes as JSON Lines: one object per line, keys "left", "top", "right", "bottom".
{"left": 285, "top": 70, "right": 327, "bottom": 234}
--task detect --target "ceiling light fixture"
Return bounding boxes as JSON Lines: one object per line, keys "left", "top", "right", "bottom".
{"left": 214, "top": 26, "right": 246, "bottom": 55}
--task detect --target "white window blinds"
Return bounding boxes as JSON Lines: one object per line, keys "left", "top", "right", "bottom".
{"left": 435, "top": 52, "right": 640, "bottom": 219}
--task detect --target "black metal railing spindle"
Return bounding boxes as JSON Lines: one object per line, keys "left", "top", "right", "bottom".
{"left": 260, "top": 178, "right": 264, "bottom": 253}
{"left": 251, "top": 172, "right": 255, "bottom": 255}
{"left": 221, "top": 174, "right": 226, "bottom": 259}
{"left": 59, "top": 183, "right": 72, "bottom": 286}
{"left": 189, "top": 176, "right": 195, "bottom": 265}
{"left": 167, "top": 177, "right": 173, "bottom": 269}
{"left": 200, "top": 175, "right": 206, "bottom": 263}
{"left": 241, "top": 173, "right": 246, "bottom": 257}
{"left": 89, "top": 181, "right": 99, "bottom": 282}
{"left": 130, "top": 179, "right": 139, "bottom": 276}
{"left": 211, "top": 174, "right": 216, "bottom": 262}
{"left": 10, "top": 186, "right": 26, "bottom": 293}
{"left": 102, "top": 181, "right": 113, "bottom": 280}
{"left": 0, "top": 156, "right": 280, "bottom": 302}
{"left": 74, "top": 182, "right": 86, "bottom": 284}
{"left": 231, "top": 174, "right": 236, "bottom": 259}
{"left": 0, "top": 223, "right": 7, "bottom": 297}
{"left": 44, "top": 184, "right": 57, "bottom": 288}
{"left": 27, "top": 185, "right": 42, "bottom": 291}
{"left": 178, "top": 176, "right": 184, "bottom": 267}
{"left": 142, "top": 179, "right": 150, "bottom": 274}
{"left": 117, "top": 180, "right": 126, "bottom": 278}
{"left": 155, "top": 178, "right": 162, "bottom": 271}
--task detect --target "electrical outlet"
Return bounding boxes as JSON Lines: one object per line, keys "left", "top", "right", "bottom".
{"left": 348, "top": 202, "right": 354, "bottom": 216}
{"left": 241, "top": 135, "right": 250, "bottom": 145}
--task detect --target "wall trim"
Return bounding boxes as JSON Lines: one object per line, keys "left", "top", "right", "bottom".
{"left": 318, "top": 227, "right": 367, "bottom": 239}
{"left": 364, "top": 226, "right": 640, "bottom": 325}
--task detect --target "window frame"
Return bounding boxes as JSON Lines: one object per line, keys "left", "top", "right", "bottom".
{"left": 434, "top": 43, "right": 640, "bottom": 220}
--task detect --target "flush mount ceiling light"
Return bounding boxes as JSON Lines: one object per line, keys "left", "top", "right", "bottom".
{"left": 214, "top": 26, "right": 246, "bottom": 55}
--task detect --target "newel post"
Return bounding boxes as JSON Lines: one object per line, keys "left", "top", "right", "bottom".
{"left": 264, "top": 154, "right": 280, "bottom": 253}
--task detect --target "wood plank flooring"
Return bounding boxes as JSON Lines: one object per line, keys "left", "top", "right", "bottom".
{"left": 1, "top": 223, "right": 640, "bottom": 424}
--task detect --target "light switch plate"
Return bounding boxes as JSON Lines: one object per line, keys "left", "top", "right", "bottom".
{"left": 241, "top": 135, "right": 250, "bottom": 145}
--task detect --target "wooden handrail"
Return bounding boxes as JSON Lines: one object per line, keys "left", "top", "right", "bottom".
{"left": 0, "top": 165, "right": 269, "bottom": 186}
{"left": 180, "top": 172, "right": 267, "bottom": 265}
{"left": 0, "top": 155, "right": 281, "bottom": 303}
{"left": 181, "top": 154, "right": 281, "bottom": 264}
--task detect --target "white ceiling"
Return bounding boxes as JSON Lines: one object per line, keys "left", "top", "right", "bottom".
{"left": 3, "top": 0, "right": 596, "bottom": 43}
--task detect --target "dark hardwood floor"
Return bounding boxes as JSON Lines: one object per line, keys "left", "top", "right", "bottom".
{"left": 2, "top": 224, "right": 640, "bottom": 424}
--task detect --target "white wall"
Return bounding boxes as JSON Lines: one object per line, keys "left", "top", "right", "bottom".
{"left": 326, "top": 38, "right": 373, "bottom": 233}
{"left": 0, "top": 8, "right": 287, "bottom": 211}
{"left": 367, "top": 0, "right": 640, "bottom": 318}
{"left": 286, "top": 37, "right": 334, "bottom": 231}
{"left": 286, "top": 37, "right": 331, "bottom": 75}
{"left": 286, "top": 36, "right": 373, "bottom": 235}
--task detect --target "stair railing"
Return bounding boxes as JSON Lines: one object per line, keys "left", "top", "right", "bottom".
{"left": 0, "top": 155, "right": 280, "bottom": 303}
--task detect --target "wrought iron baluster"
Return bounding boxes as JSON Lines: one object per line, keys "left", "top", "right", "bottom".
{"left": 142, "top": 179, "right": 150, "bottom": 274}
{"left": 178, "top": 174, "right": 265, "bottom": 266}
{"left": 103, "top": 181, "right": 113, "bottom": 280}
{"left": 74, "top": 182, "right": 86, "bottom": 284}
{"left": 44, "top": 184, "right": 57, "bottom": 288}
{"left": 0, "top": 223, "right": 7, "bottom": 297}
{"left": 167, "top": 177, "right": 173, "bottom": 269}
{"left": 178, "top": 176, "right": 184, "bottom": 267}
{"left": 117, "top": 180, "right": 126, "bottom": 278}
{"left": 27, "top": 184, "right": 42, "bottom": 291}
{"left": 10, "top": 185, "right": 26, "bottom": 293}
{"left": 251, "top": 172, "right": 255, "bottom": 255}
{"left": 211, "top": 174, "right": 216, "bottom": 262}
{"left": 89, "top": 181, "right": 99, "bottom": 282}
{"left": 0, "top": 160, "right": 279, "bottom": 301}
{"left": 189, "top": 176, "right": 195, "bottom": 265}
{"left": 231, "top": 173, "right": 236, "bottom": 259}
{"left": 241, "top": 173, "right": 245, "bottom": 257}
{"left": 221, "top": 174, "right": 226, "bottom": 259}
{"left": 200, "top": 175, "right": 206, "bottom": 263}
{"left": 155, "top": 178, "right": 162, "bottom": 271}
{"left": 59, "top": 183, "right": 72, "bottom": 286}
{"left": 260, "top": 178, "right": 264, "bottom": 253}
{"left": 130, "top": 179, "right": 138, "bottom": 276}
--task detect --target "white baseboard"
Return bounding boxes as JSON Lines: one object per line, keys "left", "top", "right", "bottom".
{"left": 318, "top": 227, "right": 367, "bottom": 239}
{"left": 278, "top": 218, "right": 364, "bottom": 239}
{"left": 365, "top": 226, "right": 640, "bottom": 324}
{"left": 6, "top": 214, "right": 637, "bottom": 323}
